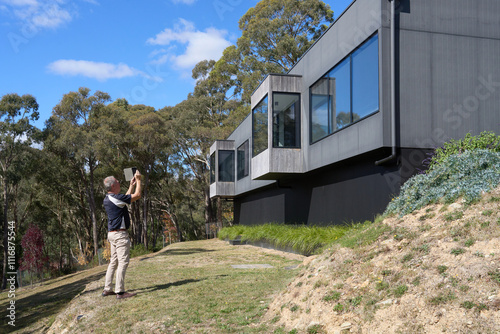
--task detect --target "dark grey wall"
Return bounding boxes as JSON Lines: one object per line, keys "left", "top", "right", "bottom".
{"left": 397, "top": 0, "right": 500, "bottom": 149}
{"left": 234, "top": 148, "right": 431, "bottom": 226}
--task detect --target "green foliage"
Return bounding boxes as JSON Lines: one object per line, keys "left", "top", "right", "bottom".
{"left": 130, "top": 244, "right": 150, "bottom": 258}
{"left": 393, "top": 285, "right": 408, "bottom": 298}
{"left": 322, "top": 291, "right": 341, "bottom": 302}
{"left": 451, "top": 248, "right": 465, "bottom": 256}
{"left": 428, "top": 291, "right": 456, "bottom": 305}
{"left": 444, "top": 211, "right": 464, "bottom": 221}
{"left": 437, "top": 265, "right": 448, "bottom": 274}
{"left": 385, "top": 149, "right": 500, "bottom": 216}
{"left": 488, "top": 270, "right": 500, "bottom": 285}
{"left": 213, "top": 0, "right": 333, "bottom": 103}
{"left": 219, "top": 223, "right": 349, "bottom": 255}
{"left": 307, "top": 324, "right": 326, "bottom": 334}
{"left": 338, "top": 221, "right": 390, "bottom": 249}
{"left": 460, "top": 301, "right": 475, "bottom": 309}
{"left": 333, "top": 303, "right": 344, "bottom": 312}
{"left": 427, "top": 131, "right": 500, "bottom": 171}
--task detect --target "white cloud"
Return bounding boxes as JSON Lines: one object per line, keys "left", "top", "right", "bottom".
{"left": 1, "top": 0, "right": 38, "bottom": 6}
{"left": 147, "top": 18, "right": 231, "bottom": 70}
{"left": 171, "top": 0, "right": 196, "bottom": 4}
{"left": 1, "top": 0, "right": 73, "bottom": 29}
{"left": 31, "top": 3, "right": 71, "bottom": 28}
{"left": 47, "top": 60, "right": 148, "bottom": 81}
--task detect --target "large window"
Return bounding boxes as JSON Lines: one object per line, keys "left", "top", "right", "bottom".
{"left": 352, "top": 35, "right": 379, "bottom": 120}
{"left": 252, "top": 95, "right": 268, "bottom": 157}
{"left": 273, "top": 93, "right": 300, "bottom": 148}
{"left": 237, "top": 141, "right": 249, "bottom": 180}
{"left": 209, "top": 153, "right": 215, "bottom": 184}
{"left": 218, "top": 150, "right": 234, "bottom": 182}
{"left": 310, "top": 34, "right": 379, "bottom": 143}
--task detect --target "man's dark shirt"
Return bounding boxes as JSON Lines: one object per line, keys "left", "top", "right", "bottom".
{"left": 103, "top": 194, "right": 132, "bottom": 231}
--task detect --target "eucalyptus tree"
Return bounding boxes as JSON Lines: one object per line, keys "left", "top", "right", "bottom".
{"left": 125, "top": 104, "right": 170, "bottom": 248}
{"left": 0, "top": 93, "right": 39, "bottom": 289}
{"left": 165, "top": 60, "right": 245, "bottom": 231}
{"left": 213, "top": 0, "right": 334, "bottom": 103}
{"left": 44, "top": 87, "right": 111, "bottom": 262}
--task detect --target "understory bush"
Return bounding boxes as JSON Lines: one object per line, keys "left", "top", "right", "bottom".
{"left": 385, "top": 149, "right": 500, "bottom": 216}
{"left": 426, "top": 131, "right": 500, "bottom": 171}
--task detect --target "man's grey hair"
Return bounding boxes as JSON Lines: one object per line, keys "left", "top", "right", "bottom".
{"left": 103, "top": 176, "right": 118, "bottom": 192}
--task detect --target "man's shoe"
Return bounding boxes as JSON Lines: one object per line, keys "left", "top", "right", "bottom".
{"left": 116, "top": 292, "right": 137, "bottom": 299}
{"left": 102, "top": 290, "right": 116, "bottom": 297}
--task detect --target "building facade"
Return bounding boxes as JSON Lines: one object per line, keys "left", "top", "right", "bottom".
{"left": 210, "top": 0, "right": 500, "bottom": 226}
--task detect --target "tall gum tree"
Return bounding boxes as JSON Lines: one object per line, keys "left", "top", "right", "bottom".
{"left": 44, "top": 88, "right": 110, "bottom": 263}
{"left": 167, "top": 60, "right": 244, "bottom": 233}
{"left": 212, "top": 0, "right": 334, "bottom": 103}
{"left": 0, "top": 93, "right": 39, "bottom": 289}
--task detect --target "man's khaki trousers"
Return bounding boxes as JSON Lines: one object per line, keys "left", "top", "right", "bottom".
{"left": 104, "top": 230, "right": 131, "bottom": 293}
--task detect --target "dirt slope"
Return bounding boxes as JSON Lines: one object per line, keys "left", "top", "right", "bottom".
{"left": 264, "top": 187, "right": 500, "bottom": 334}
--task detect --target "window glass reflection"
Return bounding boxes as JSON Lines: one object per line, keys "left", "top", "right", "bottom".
{"left": 237, "top": 141, "right": 249, "bottom": 180}
{"left": 309, "top": 34, "right": 379, "bottom": 143}
{"left": 218, "top": 150, "right": 234, "bottom": 182}
{"left": 352, "top": 34, "right": 379, "bottom": 120}
{"left": 252, "top": 96, "right": 268, "bottom": 157}
{"left": 273, "top": 93, "right": 300, "bottom": 148}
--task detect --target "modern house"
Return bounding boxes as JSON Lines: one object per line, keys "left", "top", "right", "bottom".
{"left": 209, "top": 0, "right": 500, "bottom": 226}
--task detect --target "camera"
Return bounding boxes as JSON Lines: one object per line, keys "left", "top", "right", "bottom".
{"left": 123, "top": 167, "right": 137, "bottom": 181}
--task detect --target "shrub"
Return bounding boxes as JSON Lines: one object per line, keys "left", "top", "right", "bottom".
{"left": 385, "top": 149, "right": 500, "bottom": 216}
{"left": 394, "top": 284, "right": 408, "bottom": 298}
{"left": 426, "top": 131, "right": 500, "bottom": 171}
{"left": 130, "top": 244, "right": 150, "bottom": 258}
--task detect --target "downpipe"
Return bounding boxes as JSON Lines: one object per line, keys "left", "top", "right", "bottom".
{"left": 376, "top": 0, "right": 397, "bottom": 165}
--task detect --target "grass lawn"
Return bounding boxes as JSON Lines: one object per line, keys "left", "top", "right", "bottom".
{"left": 1, "top": 239, "right": 303, "bottom": 334}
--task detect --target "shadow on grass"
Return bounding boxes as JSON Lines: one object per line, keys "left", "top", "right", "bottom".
{"left": 0, "top": 271, "right": 105, "bottom": 333}
{"left": 156, "top": 248, "right": 216, "bottom": 257}
{"left": 134, "top": 278, "right": 204, "bottom": 293}
{"left": 134, "top": 275, "right": 229, "bottom": 294}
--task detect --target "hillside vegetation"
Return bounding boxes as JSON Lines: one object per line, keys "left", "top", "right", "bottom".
{"left": 264, "top": 144, "right": 500, "bottom": 334}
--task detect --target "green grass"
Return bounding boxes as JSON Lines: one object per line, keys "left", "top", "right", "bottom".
{"left": 219, "top": 223, "right": 350, "bottom": 255}
{"left": 0, "top": 240, "right": 302, "bottom": 334}
{"left": 219, "top": 217, "right": 390, "bottom": 256}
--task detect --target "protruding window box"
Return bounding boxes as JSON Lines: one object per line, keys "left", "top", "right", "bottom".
{"left": 251, "top": 74, "right": 303, "bottom": 180}
{"left": 209, "top": 140, "right": 235, "bottom": 198}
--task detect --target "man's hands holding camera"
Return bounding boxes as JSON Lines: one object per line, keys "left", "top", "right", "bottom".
{"left": 130, "top": 170, "right": 142, "bottom": 186}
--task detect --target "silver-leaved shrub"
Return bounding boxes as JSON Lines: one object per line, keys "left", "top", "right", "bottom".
{"left": 385, "top": 149, "right": 500, "bottom": 216}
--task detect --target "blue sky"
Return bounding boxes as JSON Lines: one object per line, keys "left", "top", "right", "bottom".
{"left": 0, "top": 0, "right": 352, "bottom": 129}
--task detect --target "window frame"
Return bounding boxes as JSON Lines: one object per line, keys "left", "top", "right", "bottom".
{"left": 218, "top": 150, "right": 235, "bottom": 182}
{"left": 209, "top": 152, "right": 215, "bottom": 184}
{"left": 252, "top": 94, "right": 269, "bottom": 157}
{"left": 272, "top": 92, "right": 301, "bottom": 149}
{"left": 237, "top": 140, "right": 249, "bottom": 180}
{"left": 309, "top": 33, "right": 379, "bottom": 144}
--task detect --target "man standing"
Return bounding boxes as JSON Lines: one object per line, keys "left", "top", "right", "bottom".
{"left": 102, "top": 170, "right": 142, "bottom": 299}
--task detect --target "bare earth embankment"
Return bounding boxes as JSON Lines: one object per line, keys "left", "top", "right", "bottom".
{"left": 264, "top": 186, "right": 500, "bottom": 334}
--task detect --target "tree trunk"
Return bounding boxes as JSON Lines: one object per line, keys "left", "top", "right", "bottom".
{"left": 88, "top": 163, "right": 100, "bottom": 265}
{"left": 204, "top": 185, "right": 213, "bottom": 225}
{"left": 142, "top": 171, "right": 149, "bottom": 249}
{"left": 2, "top": 179, "right": 9, "bottom": 289}
{"left": 217, "top": 197, "right": 222, "bottom": 229}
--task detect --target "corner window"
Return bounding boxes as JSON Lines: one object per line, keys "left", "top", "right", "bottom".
{"left": 310, "top": 34, "right": 379, "bottom": 143}
{"left": 252, "top": 95, "right": 268, "bottom": 157}
{"left": 237, "top": 141, "right": 249, "bottom": 180}
{"left": 210, "top": 153, "right": 215, "bottom": 184}
{"left": 273, "top": 93, "right": 300, "bottom": 148}
{"left": 218, "top": 150, "right": 234, "bottom": 182}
